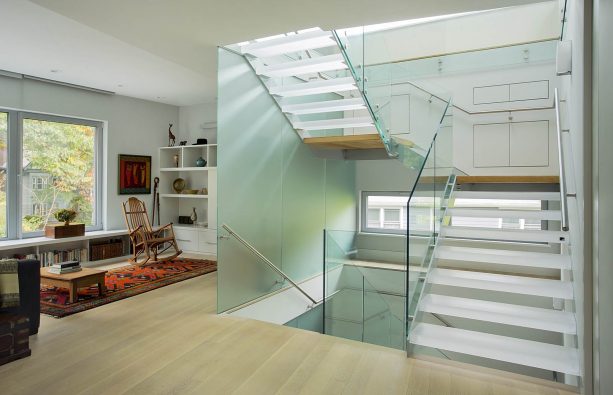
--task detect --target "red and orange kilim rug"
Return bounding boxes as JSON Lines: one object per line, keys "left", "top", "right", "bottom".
{"left": 40, "top": 258, "right": 216, "bottom": 318}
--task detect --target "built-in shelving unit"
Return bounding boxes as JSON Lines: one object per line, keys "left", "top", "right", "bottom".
{"left": 0, "top": 230, "right": 131, "bottom": 268}
{"left": 158, "top": 144, "right": 217, "bottom": 256}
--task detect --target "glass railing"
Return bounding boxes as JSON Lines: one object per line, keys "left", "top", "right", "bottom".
{"left": 323, "top": 229, "right": 406, "bottom": 350}
{"left": 404, "top": 102, "right": 456, "bottom": 343}
{"left": 333, "top": 29, "right": 394, "bottom": 153}
{"left": 217, "top": 224, "right": 286, "bottom": 312}
{"left": 334, "top": 27, "right": 456, "bottom": 164}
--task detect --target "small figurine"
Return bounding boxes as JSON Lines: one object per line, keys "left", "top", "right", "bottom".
{"left": 168, "top": 123, "right": 176, "bottom": 147}
{"left": 179, "top": 141, "right": 187, "bottom": 146}
{"left": 173, "top": 154, "right": 179, "bottom": 167}
{"left": 190, "top": 207, "right": 197, "bottom": 223}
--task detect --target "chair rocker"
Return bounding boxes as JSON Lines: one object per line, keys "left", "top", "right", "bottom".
{"left": 122, "top": 197, "right": 182, "bottom": 266}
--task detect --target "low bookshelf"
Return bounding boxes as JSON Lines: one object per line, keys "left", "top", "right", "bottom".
{"left": 0, "top": 230, "right": 131, "bottom": 268}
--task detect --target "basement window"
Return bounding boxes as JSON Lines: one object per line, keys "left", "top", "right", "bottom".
{"left": 362, "top": 192, "right": 408, "bottom": 234}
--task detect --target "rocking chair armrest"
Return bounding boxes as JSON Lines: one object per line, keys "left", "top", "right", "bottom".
{"left": 129, "top": 225, "right": 147, "bottom": 242}
{"left": 151, "top": 223, "right": 175, "bottom": 237}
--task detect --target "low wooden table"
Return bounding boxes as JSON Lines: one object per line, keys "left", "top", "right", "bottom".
{"left": 40, "top": 267, "right": 107, "bottom": 303}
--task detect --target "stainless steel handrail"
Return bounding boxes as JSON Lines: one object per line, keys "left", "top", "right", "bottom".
{"left": 554, "top": 88, "right": 569, "bottom": 231}
{"left": 221, "top": 223, "right": 318, "bottom": 305}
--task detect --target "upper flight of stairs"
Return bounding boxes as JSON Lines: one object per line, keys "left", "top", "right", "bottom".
{"left": 409, "top": 185, "right": 580, "bottom": 378}
{"left": 237, "top": 28, "right": 381, "bottom": 146}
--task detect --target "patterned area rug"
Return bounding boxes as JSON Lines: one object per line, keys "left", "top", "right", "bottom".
{"left": 40, "top": 258, "right": 216, "bottom": 318}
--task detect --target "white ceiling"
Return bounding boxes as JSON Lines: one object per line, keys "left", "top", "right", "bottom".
{"left": 0, "top": 0, "right": 537, "bottom": 107}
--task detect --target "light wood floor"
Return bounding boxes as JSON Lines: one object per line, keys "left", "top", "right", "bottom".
{"left": 0, "top": 268, "right": 578, "bottom": 394}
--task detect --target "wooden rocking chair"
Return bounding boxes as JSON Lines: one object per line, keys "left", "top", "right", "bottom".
{"left": 122, "top": 197, "right": 182, "bottom": 266}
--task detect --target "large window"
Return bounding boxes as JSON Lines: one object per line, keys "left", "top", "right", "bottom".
{"left": 0, "top": 110, "right": 102, "bottom": 239}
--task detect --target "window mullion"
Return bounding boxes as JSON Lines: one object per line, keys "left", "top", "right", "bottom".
{"left": 6, "top": 110, "right": 21, "bottom": 239}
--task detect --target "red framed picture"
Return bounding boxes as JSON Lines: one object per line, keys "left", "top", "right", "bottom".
{"left": 118, "top": 154, "right": 151, "bottom": 194}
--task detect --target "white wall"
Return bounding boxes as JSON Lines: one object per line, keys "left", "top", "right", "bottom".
{"left": 0, "top": 75, "right": 179, "bottom": 230}
{"left": 177, "top": 102, "right": 217, "bottom": 144}
{"left": 408, "top": 62, "right": 558, "bottom": 176}
{"left": 556, "top": 0, "right": 593, "bottom": 391}
{"left": 592, "top": 0, "right": 612, "bottom": 393}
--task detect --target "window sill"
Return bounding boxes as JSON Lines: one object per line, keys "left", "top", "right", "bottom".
{"left": 0, "top": 229, "right": 128, "bottom": 251}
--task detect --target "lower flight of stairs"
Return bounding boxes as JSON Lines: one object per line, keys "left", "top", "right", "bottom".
{"left": 409, "top": 186, "right": 580, "bottom": 378}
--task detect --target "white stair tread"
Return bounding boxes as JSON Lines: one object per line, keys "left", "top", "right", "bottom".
{"left": 268, "top": 77, "right": 357, "bottom": 97}
{"left": 453, "top": 191, "right": 560, "bottom": 200}
{"left": 242, "top": 30, "right": 335, "bottom": 58}
{"left": 447, "top": 208, "right": 561, "bottom": 221}
{"left": 293, "top": 117, "right": 373, "bottom": 131}
{"left": 441, "top": 226, "right": 569, "bottom": 244}
{"left": 419, "top": 294, "right": 576, "bottom": 334}
{"left": 410, "top": 323, "right": 580, "bottom": 375}
{"left": 435, "top": 246, "right": 571, "bottom": 270}
{"left": 428, "top": 268, "right": 574, "bottom": 299}
{"left": 256, "top": 54, "right": 346, "bottom": 77}
{"left": 281, "top": 98, "right": 365, "bottom": 115}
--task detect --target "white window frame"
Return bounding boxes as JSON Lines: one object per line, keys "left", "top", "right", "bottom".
{"left": 0, "top": 109, "right": 104, "bottom": 239}
{"left": 360, "top": 191, "right": 410, "bottom": 235}
{"left": 31, "top": 176, "right": 48, "bottom": 190}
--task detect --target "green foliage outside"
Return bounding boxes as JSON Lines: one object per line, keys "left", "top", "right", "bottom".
{"left": 0, "top": 114, "right": 96, "bottom": 236}
{"left": 22, "top": 119, "right": 95, "bottom": 233}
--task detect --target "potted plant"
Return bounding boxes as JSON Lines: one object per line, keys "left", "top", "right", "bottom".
{"left": 44, "top": 208, "right": 85, "bottom": 239}
{"left": 54, "top": 209, "right": 77, "bottom": 226}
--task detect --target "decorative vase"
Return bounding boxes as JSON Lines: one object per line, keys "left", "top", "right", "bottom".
{"left": 173, "top": 154, "right": 180, "bottom": 167}
{"left": 195, "top": 156, "right": 207, "bottom": 167}
{"left": 190, "top": 207, "right": 197, "bottom": 223}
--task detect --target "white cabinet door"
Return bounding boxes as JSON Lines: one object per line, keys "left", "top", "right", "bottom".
{"left": 174, "top": 227, "right": 198, "bottom": 252}
{"left": 473, "top": 123, "right": 510, "bottom": 168}
{"left": 198, "top": 229, "right": 217, "bottom": 255}
{"left": 510, "top": 121, "right": 549, "bottom": 167}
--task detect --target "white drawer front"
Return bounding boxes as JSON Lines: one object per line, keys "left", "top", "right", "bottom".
{"left": 174, "top": 228, "right": 198, "bottom": 252}
{"left": 198, "top": 229, "right": 217, "bottom": 254}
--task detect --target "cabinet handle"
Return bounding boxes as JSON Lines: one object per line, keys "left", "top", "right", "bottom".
{"left": 206, "top": 242, "right": 216, "bottom": 244}
{"left": 176, "top": 239, "right": 190, "bottom": 242}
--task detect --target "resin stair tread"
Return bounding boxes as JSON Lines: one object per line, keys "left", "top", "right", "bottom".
{"left": 281, "top": 98, "right": 365, "bottom": 115}
{"left": 268, "top": 77, "right": 357, "bottom": 97}
{"left": 440, "top": 225, "right": 569, "bottom": 244}
{"left": 435, "top": 246, "right": 571, "bottom": 269}
{"left": 293, "top": 117, "right": 373, "bottom": 131}
{"left": 241, "top": 30, "right": 335, "bottom": 57}
{"left": 410, "top": 323, "right": 580, "bottom": 375}
{"left": 427, "top": 268, "right": 574, "bottom": 299}
{"left": 255, "top": 54, "right": 346, "bottom": 77}
{"left": 447, "top": 207, "right": 561, "bottom": 221}
{"left": 419, "top": 294, "right": 576, "bottom": 334}
{"left": 453, "top": 191, "right": 560, "bottom": 200}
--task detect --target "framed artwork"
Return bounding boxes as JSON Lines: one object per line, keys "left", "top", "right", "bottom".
{"left": 118, "top": 154, "right": 151, "bottom": 195}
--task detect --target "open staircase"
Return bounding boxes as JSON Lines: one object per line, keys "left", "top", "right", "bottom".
{"left": 409, "top": 184, "right": 580, "bottom": 378}
{"left": 232, "top": 25, "right": 578, "bottom": 383}
{"left": 236, "top": 28, "right": 394, "bottom": 151}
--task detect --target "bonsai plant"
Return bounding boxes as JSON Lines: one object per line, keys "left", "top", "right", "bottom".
{"left": 54, "top": 209, "right": 77, "bottom": 226}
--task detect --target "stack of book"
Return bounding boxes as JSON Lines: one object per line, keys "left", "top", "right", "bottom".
{"left": 47, "top": 260, "right": 82, "bottom": 275}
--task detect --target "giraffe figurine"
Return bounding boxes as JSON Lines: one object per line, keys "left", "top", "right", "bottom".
{"left": 168, "top": 123, "right": 176, "bottom": 147}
